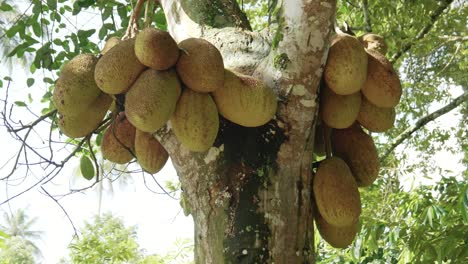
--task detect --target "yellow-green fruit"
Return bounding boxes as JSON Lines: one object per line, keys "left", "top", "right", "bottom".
{"left": 320, "top": 85, "right": 361, "bottom": 129}
{"left": 313, "top": 157, "right": 361, "bottom": 227}
{"left": 332, "top": 126, "right": 379, "bottom": 187}
{"left": 176, "top": 38, "right": 224, "bottom": 92}
{"left": 359, "top": 33, "right": 388, "bottom": 54}
{"left": 357, "top": 96, "right": 395, "bottom": 132}
{"left": 361, "top": 49, "right": 402, "bottom": 107}
{"left": 53, "top": 54, "right": 101, "bottom": 115}
{"left": 94, "top": 38, "right": 146, "bottom": 94}
{"left": 101, "top": 37, "right": 121, "bottom": 55}
{"left": 316, "top": 213, "right": 359, "bottom": 248}
{"left": 324, "top": 34, "right": 368, "bottom": 95}
{"left": 212, "top": 70, "right": 277, "bottom": 127}
{"left": 101, "top": 112, "right": 136, "bottom": 164}
{"left": 135, "top": 129, "right": 169, "bottom": 174}
{"left": 58, "top": 93, "right": 112, "bottom": 138}
{"left": 171, "top": 89, "right": 219, "bottom": 152}
{"left": 135, "top": 28, "right": 179, "bottom": 70}
{"left": 125, "top": 69, "right": 181, "bottom": 132}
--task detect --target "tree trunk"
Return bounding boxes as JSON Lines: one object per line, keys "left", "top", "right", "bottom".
{"left": 158, "top": 0, "right": 336, "bottom": 262}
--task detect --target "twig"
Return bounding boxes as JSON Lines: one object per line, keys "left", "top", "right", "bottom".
{"left": 361, "top": 0, "right": 372, "bottom": 32}
{"left": 123, "top": 0, "right": 147, "bottom": 39}
{"left": 390, "top": 0, "right": 454, "bottom": 64}
{"left": 380, "top": 91, "right": 468, "bottom": 162}
{"left": 41, "top": 186, "right": 79, "bottom": 238}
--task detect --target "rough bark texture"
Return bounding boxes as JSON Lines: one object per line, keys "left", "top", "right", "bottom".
{"left": 158, "top": 0, "right": 336, "bottom": 263}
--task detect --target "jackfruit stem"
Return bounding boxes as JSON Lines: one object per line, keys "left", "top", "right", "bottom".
{"left": 323, "top": 125, "right": 332, "bottom": 159}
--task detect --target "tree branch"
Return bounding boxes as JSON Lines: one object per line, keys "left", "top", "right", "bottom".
{"left": 159, "top": 0, "right": 269, "bottom": 74}
{"left": 380, "top": 91, "right": 468, "bottom": 162}
{"left": 160, "top": 0, "right": 251, "bottom": 42}
{"left": 390, "top": 0, "right": 454, "bottom": 64}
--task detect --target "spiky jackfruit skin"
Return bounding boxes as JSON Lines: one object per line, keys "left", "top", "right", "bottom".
{"left": 101, "top": 112, "right": 136, "bottom": 164}
{"left": 313, "top": 157, "right": 361, "bottom": 227}
{"left": 359, "top": 33, "right": 388, "bottom": 54}
{"left": 212, "top": 70, "right": 277, "bottom": 127}
{"left": 332, "top": 125, "right": 380, "bottom": 187}
{"left": 320, "top": 85, "right": 361, "bottom": 129}
{"left": 125, "top": 69, "right": 181, "bottom": 133}
{"left": 176, "top": 38, "right": 224, "bottom": 93}
{"left": 58, "top": 93, "right": 112, "bottom": 138}
{"left": 101, "top": 37, "right": 121, "bottom": 55}
{"left": 324, "top": 34, "right": 368, "bottom": 95}
{"left": 135, "top": 28, "right": 179, "bottom": 70}
{"left": 357, "top": 96, "right": 395, "bottom": 132}
{"left": 361, "top": 49, "right": 402, "bottom": 108}
{"left": 134, "top": 129, "right": 169, "bottom": 174}
{"left": 94, "top": 38, "right": 146, "bottom": 94}
{"left": 316, "top": 213, "right": 359, "bottom": 248}
{"left": 171, "top": 89, "right": 219, "bottom": 152}
{"left": 53, "top": 54, "right": 101, "bottom": 115}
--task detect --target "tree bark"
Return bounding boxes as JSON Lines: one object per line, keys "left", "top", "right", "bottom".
{"left": 158, "top": 0, "right": 336, "bottom": 263}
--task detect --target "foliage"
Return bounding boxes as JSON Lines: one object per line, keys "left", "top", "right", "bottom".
{"left": 0, "top": 236, "right": 35, "bottom": 264}
{"left": 0, "top": 209, "right": 43, "bottom": 258}
{"left": 139, "top": 239, "right": 194, "bottom": 264}
{"left": 68, "top": 213, "right": 142, "bottom": 264}
{"left": 316, "top": 176, "right": 468, "bottom": 263}
{"left": 0, "top": 230, "right": 8, "bottom": 250}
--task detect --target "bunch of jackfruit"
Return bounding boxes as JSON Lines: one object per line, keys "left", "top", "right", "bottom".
{"left": 313, "top": 33, "right": 401, "bottom": 248}
{"left": 52, "top": 28, "right": 278, "bottom": 175}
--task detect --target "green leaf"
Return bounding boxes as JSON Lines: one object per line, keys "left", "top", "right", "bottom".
{"left": 0, "top": 80, "right": 3, "bottom": 88}
{"left": 47, "top": 0, "right": 57, "bottom": 9}
{"left": 26, "top": 78, "right": 35, "bottom": 87}
{"left": 0, "top": 2, "right": 13, "bottom": 11}
{"left": 80, "top": 155, "right": 95, "bottom": 181}
{"left": 32, "top": 22, "right": 42, "bottom": 37}
{"left": 14, "top": 101, "right": 27, "bottom": 107}
{"left": 77, "top": 29, "right": 96, "bottom": 40}
{"left": 43, "top": 77, "right": 54, "bottom": 84}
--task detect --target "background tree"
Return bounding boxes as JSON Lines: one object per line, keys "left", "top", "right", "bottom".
{"left": 0, "top": 209, "right": 43, "bottom": 258}
{"left": 0, "top": 0, "right": 466, "bottom": 263}
{"left": 67, "top": 213, "right": 142, "bottom": 264}
{"left": 0, "top": 236, "right": 35, "bottom": 264}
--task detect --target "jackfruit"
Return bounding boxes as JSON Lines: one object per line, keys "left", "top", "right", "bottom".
{"left": 320, "top": 85, "right": 361, "bottom": 129}
{"left": 135, "top": 28, "right": 179, "bottom": 70}
{"left": 125, "top": 68, "right": 181, "bottom": 132}
{"left": 101, "top": 112, "right": 136, "bottom": 164}
{"left": 361, "top": 49, "right": 402, "bottom": 107}
{"left": 94, "top": 38, "right": 146, "bottom": 94}
{"left": 332, "top": 125, "right": 379, "bottom": 187}
{"left": 135, "top": 129, "right": 169, "bottom": 174}
{"left": 171, "top": 88, "right": 219, "bottom": 152}
{"left": 313, "top": 157, "right": 361, "bottom": 227}
{"left": 53, "top": 54, "right": 101, "bottom": 115}
{"left": 58, "top": 92, "right": 112, "bottom": 138}
{"left": 324, "top": 33, "right": 368, "bottom": 95}
{"left": 176, "top": 38, "right": 224, "bottom": 92}
{"left": 212, "top": 69, "right": 277, "bottom": 127}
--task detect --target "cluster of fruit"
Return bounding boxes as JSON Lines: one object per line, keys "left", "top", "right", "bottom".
{"left": 313, "top": 33, "right": 402, "bottom": 248}
{"left": 52, "top": 28, "right": 278, "bottom": 175}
